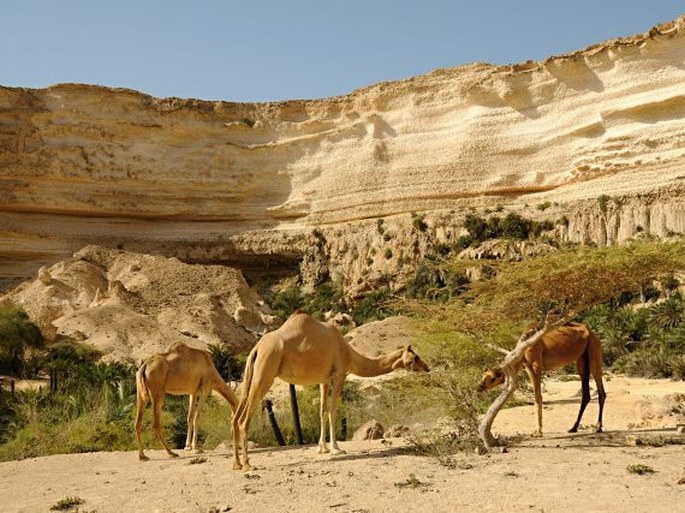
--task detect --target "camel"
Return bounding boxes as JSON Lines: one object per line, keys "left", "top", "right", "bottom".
{"left": 478, "top": 322, "right": 606, "bottom": 436}
{"left": 231, "top": 310, "right": 430, "bottom": 470}
{"left": 135, "top": 341, "right": 238, "bottom": 461}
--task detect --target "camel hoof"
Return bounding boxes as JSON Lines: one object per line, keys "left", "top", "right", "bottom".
{"left": 169, "top": 452, "right": 180, "bottom": 458}
{"left": 568, "top": 427, "right": 578, "bottom": 433}
{"left": 531, "top": 431, "right": 543, "bottom": 438}
{"left": 242, "top": 463, "right": 253, "bottom": 471}
{"left": 330, "top": 448, "right": 346, "bottom": 455}
{"left": 317, "top": 446, "right": 330, "bottom": 454}
{"left": 139, "top": 454, "right": 149, "bottom": 462}
{"left": 232, "top": 462, "right": 243, "bottom": 471}
{"left": 193, "top": 448, "right": 204, "bottom": 454}
{"left": 594, "top": 427, "right": 603, "bottom": 433}
{"left": 183, "top": 446, "right": 192, "bottom": 452}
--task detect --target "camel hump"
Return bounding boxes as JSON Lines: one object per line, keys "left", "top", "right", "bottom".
{"left": 290, "top": 308, "right": 311, "bottom": 318}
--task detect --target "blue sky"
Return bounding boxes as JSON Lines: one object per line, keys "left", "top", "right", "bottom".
{"left": 2, "top": 1, "right": 682, "bottom": 102}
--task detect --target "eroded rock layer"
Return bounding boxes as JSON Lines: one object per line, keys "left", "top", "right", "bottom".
{"left": 1, "top": 17, "right": 685, "bottom": 285}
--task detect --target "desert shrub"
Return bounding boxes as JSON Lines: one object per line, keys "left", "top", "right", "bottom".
{"left": 627, "top": 463, "right": 654, "bottom": 475}
{"left": 405, "top": 263, "right": 470, "bottom": 301}
{"left": 266, "top": 281, "right": 347, "bottom": 323}
{"left": 50, "top": 496, "right": 85, "bottom": 511}
{"left": 411, "top": 212, "right": 428, "bottom": 232}
{"left": 351, "top": 287, "right": 395, "bottom": 325}
{"left": 462, "top": 212, "right": 552, "bottom": 245}
{"left": 207, "top": 343, "right": 247, "bottom": 381}
{"left": 267, "top": 286, "right": 305, "bottom": 321}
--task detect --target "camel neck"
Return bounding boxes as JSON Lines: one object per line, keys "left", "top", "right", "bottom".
{"left": 349, "top": 347, "right": 403, "bottom": 378}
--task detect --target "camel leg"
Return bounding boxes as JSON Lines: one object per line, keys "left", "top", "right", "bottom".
{"left": 233, "top": 354, "right": 278, "bottom": 471}
{"left": 590, "top": 352, "right": 606, "bottom": 433}
{"left": 569, "top": 352, "right": 591, "bottom": 433}
{"left": 190, "top": 391, "right": 207, "bottom": 453}
{"left": 328, "top": 378, "right": 346, "bottom": 455}
{"left": 151, "top": 393, "right": 179, "bottom": 458}
{"left": 237, "top": 381, "right": 272, "bottom": 470}
{"left": 232, "top": 400, "right": 248, "bottom": 470}
{"left": 318, "top": 383, "right": 331, "bottom": 454}
{"left": 185, "top": 393, "right": 199, "bottom": 451}
{"left": 527, "top": 364, "right": 543, "bottom": 437}
{"left": 135, "top": 390, "right": 149, "bottom": 461}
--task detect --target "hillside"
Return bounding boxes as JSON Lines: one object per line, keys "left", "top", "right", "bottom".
{"left": 1, "top": 17, "right": 685, "bottom": 289}
{"left": 1, "top": 245, "right": 273, "bottom": 361}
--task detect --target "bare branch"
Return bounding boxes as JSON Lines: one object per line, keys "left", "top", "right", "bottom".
{"left": 478, "top": 310, "right": 577, "bottom": 449}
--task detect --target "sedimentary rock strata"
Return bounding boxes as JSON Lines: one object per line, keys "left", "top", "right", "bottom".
{"left": 1, "top": 17, "right": 684, "bottom": 285}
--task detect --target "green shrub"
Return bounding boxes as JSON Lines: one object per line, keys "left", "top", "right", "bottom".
{"left": 351, "top": 288, "right": 395, "bottom": 325}
{"left": 207, "top": 343, "right": 247, "bottom": 381}
{"left": 627, "top": 463, "right": 654, "bottom": 475}
{"left": 411, "top": 212, "right": 428, "bottom": 232}
{"left": 50, "top": 496, "right": 85, "bottom": 511}
{"left": 0, "top": 305, "right": 44, "bottom": 375}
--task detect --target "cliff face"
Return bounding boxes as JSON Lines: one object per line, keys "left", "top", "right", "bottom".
{"left": 1, "top": 17, "right": 685, "bottom": 286}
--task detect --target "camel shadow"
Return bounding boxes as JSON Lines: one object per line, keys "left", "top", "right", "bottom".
{"left": 243, "top": 441, "right": 412, "bottom": 469}
{"left": 511, "top": 426, "right": 684, "bottom": 450}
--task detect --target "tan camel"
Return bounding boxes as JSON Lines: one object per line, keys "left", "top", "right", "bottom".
{"left": 231, "top": 310, "right": 430, "bottom": 470}
{"left": 135, "top": 342, "right": 238, "bottom": 461}
{"left": 478, "top": 322, "right": 606, "bottom": 435}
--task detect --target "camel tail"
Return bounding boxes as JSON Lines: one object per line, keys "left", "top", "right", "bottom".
{"left": 587, "top": 327, "right": 604, "bottom": 373}
{"left": 238, "top": 348, "right": 259, "bottom": 403}
{"left": 136, "top": 361, "right": 151, "bottom": 401}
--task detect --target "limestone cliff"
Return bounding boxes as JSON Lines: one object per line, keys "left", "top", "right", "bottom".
{"left": 1, "top": 17, "right": 684, "bottom": 288}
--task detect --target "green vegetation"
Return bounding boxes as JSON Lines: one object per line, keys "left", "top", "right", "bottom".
{"left": 411, "top": 212, "right": 428, "bottom": 232}
{"left": 627, "top": 464, "right": 655, "bottom": 475}
{"left": 0, "top": 305, "right": 44, "bottom": 375}
{"left": 461, "top": 212, "right": 554, "bottom": 247}
{"left": 50, "top": 496, "right": 85, "bottom": 511}
{"left": 1, "top": 231, "right": 684, "bottom": 463}
{"left": 394, "top": 473, "right": 429, "bottom": 489}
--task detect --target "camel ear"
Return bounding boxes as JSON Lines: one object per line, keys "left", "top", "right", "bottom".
{"left": 406, "top": 345, "right": 413, "bottom": 352}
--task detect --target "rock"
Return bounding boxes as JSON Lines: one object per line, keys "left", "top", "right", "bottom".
{"left": 384, "top": 425, "right": 411, "bottom": 438}
{"left": 1, "top": 245, "right": 269, "bottom": 362}
{"left": 352, "top": 420, "right": 384, "bottom": 441}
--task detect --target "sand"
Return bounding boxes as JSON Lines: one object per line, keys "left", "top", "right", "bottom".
{"left": 1, "top": 376, "right": 684, "bottom": 513}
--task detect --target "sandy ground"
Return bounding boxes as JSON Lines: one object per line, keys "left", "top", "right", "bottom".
{"left": 1, "top": 376, "right": 684, "bottom": 513}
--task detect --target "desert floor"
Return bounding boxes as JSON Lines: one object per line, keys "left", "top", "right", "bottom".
{"left": 1, "top": 376, "right": 684, "bottom": 513}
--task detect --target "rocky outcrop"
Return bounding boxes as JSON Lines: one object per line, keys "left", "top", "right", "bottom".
{"left": 1, "top": 17, "right": 684, "bottom": 286}
{"left": 0, "top": 245, "right": 274, "bottom": 362}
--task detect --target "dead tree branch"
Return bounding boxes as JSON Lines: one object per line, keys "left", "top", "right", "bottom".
{"left": 478, "top": 311, "right": 575, "bottom": 449}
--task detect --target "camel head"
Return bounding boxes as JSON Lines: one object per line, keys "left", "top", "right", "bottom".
{"left": 391, "top": 345, "right": 430, "bottom": 373}
{"left": 478, "top": 367, "right": 506, "bottom": 391}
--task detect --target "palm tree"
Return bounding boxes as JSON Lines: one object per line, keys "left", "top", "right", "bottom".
{"left": 648, "top": 292, "right": 684, "bottom": 329}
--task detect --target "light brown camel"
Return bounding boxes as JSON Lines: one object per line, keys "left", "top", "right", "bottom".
{"left": 232, "top": 310, "right": 430, "bottom": 470}
{"left": 478, "top": 322, "right": 606, "bottom": 435}
{"left": 135, "top": 342, "right": 238, "bottom": 461}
